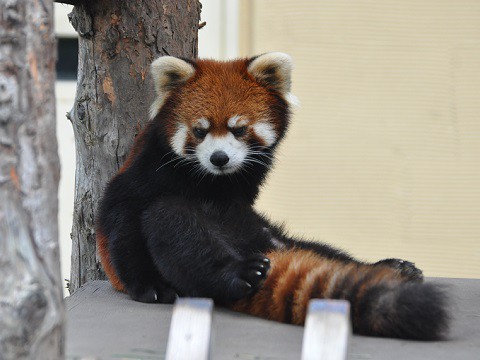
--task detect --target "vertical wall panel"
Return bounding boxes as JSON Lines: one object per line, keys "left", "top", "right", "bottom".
{"left": 243, "top": 0, "right": 480, "bottom": 277}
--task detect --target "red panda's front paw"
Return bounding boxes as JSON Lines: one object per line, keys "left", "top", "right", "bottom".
{"left": 130, "top": 287, "right": 158, "bottom": 303}
{"left": 226, "top": 254, "right": 270, "bottom": 302}
{"left": 130, "top": 284, "right": 177, "bottom": 304}
{"left": 242, "top": 254, "right": 271, "bottom": 288}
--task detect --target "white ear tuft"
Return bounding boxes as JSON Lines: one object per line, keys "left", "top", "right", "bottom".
{"left": 151, "top": 56, "right": 196, "bottom": 93}
{"left": 149, "top": 56, "right": 196, "bottom": 118}
{"left": 285, "top": 92, "right": 300, "bottom": 107}
{"left": 248, "top": 52, "right": 294, "bottom": 97}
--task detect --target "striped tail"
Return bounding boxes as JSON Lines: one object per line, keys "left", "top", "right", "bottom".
{"left": 231, "top": 249, "right": 450, "bottom": 340}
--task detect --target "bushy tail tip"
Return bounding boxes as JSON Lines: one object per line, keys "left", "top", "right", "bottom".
{"left": 355, "top": 282, "right": 450, "bottom": 340}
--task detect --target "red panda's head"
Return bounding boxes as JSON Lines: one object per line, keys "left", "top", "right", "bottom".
{"left": 150, "top": 53, "right": 296, "bottom": 176}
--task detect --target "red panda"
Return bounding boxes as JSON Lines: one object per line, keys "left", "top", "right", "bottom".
{"left": 96, "top": 53, "right": 449, "bottom": 340}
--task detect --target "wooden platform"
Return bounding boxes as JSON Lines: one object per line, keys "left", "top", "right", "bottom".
{"left": 66, "top": 278, "right": 480, "bottom": 359}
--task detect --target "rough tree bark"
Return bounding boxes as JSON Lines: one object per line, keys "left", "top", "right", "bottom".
{"left": 0, "top": 0, "right": 64, "bottom": 358}
{"left": 68, "top": 0, "right": 201, "bottom": 293}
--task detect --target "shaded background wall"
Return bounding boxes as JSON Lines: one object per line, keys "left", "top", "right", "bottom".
{"left": 55, "top": 0, "right": 479, "bottom": 293}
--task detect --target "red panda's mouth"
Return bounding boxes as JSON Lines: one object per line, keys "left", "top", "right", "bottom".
{"left": 207, "top": 164, "right": 242, "bottom": 176}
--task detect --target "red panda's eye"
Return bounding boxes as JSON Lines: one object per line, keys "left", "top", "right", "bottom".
{"left": 193, "top": 127, "right": 208, "bottom": 139}
{"left": 231, "top": 126, "right": 247, "bottom": 137}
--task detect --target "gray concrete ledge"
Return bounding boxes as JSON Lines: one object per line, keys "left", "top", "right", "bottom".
{"left": 66, "top": 278, "right": 480, "bottom": 359}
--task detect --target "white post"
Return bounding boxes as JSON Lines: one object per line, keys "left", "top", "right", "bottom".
{"left": 301, "top": 300, "right": 350, "bottom": 360}
{"left": 165, "top": 298, "right": 214, "bottom": 360}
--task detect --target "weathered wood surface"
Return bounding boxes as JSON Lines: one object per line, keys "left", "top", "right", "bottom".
{"left": 66, "top": 279, "right": 480, "bottom": 359}
{"left": 0, "top": 0, "right": 64, "bottom": 358}
{"left": 68, "top": 0, "right": 201, "bottom": 293}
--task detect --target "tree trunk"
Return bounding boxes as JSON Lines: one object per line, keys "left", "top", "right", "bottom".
{"left": 0, "top": 0, "right": 64, "bottom": 358}
{"left": 68, "top": 0, "right": 201, "bottom": 293}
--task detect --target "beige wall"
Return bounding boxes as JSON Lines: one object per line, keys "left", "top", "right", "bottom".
{"left": 241, "top": 0, "right": 480, "bottom": 278}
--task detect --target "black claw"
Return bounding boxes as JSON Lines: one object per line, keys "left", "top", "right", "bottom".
{"left": 130, "top": 287, "right": 159, "bottom": 303}
{"left": 226, "top": 254, "right": 271, "bottom": 301}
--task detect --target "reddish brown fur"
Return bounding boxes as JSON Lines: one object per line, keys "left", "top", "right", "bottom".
{"left": 97, "top": 58, "right": 283, "bottom": 294}
{"left": 97, "top": 57, "right": 448, "bottom": 341}
{"left": 162, "top": 59, "right": 281, "bottom": 148}
{"left": 103, "top": 58, "right": 396, "bottom": 321}
{"left": 98, "top": 58, "right": 410, "bottom": 326}
{"left": 97, "top": 228, "right": 126, "bottom": 292}
{"left": 98, "top": 58, "right": 278, "bottom": 294}
{"left": 231, "top": 249, "right": 407, "bottom": 326}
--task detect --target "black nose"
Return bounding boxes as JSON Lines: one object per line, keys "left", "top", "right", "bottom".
{"left": 210, "top": 151, "right": 229, "bottom": 167}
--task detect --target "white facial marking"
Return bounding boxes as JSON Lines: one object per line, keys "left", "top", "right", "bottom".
{"left": 196, "top": 133, "right": 248, "bottom": 175}
{"left": 238, "top": 119, "right": 249, "bottom": 127}
{"left": 253, "top": 121, "right": 277, "bottom": 147}
{"left": 227, "top": 115, "right": 249, "bottom": 128}
{"left": 195, "top": 117, "right": 210, "bottom": 129}
{"left": 228, "top": 115, "right": 241, "bottom": 128}
{"left": 170, "top": 123, "right": 188, "bottom": 155}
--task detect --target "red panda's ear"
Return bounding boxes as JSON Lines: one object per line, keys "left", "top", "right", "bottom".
{"left": 151, "top": 56, "right": 196, "bottom": 93}
{"left": 248, "top": 52, "right": 297, "bottom": 105}
{"left": 149, "top": 56, "right": 196, "bottom": 118}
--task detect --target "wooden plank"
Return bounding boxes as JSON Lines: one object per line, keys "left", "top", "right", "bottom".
{"left": 301, "top": 300, "right": 350, "bottom": 360}
{"left": 165, "top": 298, "right": 213, "bottom": 360}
